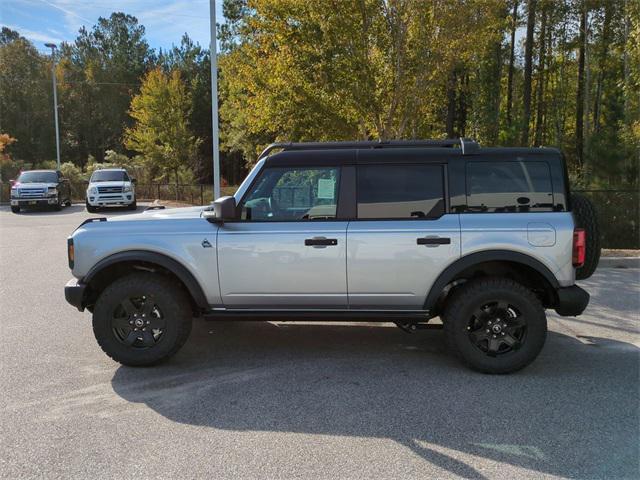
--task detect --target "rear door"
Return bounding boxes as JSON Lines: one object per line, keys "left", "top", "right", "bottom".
{"left": 347, "top": 161, "right": 461, "bottom": 309}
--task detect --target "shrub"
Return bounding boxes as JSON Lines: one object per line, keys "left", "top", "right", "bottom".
{"left": 60, "top": 162, "right": 84, "bottom": 183}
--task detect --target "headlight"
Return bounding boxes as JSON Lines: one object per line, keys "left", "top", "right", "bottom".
{"left": 10, "top": 188, "right": 18, "bottom": 197}
{"left": 88, "top": 187, "right": 97, "bottom": 195}
{"left": 124, "top": 184, "right": 132, "bottom": 193}
{"left": 47, "top": 187, "right": 58, "bottom": 196}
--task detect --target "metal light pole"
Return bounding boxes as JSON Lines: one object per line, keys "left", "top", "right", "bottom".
{"left": 45, "top": 42, "right": 61, "bottom": 170}
{"left": 209, "top": 0, "right": 221, "bottom": 199}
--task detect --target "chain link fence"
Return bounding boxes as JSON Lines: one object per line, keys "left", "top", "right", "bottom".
{"left": 1, "top": 183, "right": 637, "bottom": 248}
{"left": 574, "top": 190, "right": 639, "bottom": 249}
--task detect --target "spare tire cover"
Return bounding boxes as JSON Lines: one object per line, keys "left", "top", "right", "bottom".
{"left": 571, "top": 193, "right": 601, "bottom": 280}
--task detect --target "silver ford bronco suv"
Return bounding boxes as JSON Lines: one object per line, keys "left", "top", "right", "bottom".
{"left": 64, "top": 139, "right": 599, "bottom": 373}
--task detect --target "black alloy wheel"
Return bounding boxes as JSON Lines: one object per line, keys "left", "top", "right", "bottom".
{"left": 111, "top": 294, "right": 167, "bottom": 348}
{"left": 466, "top": 301, "right": 526, "bottom": 356}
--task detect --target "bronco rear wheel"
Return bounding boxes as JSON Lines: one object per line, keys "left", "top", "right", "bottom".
{"left": 443, "top": 277, "right": 547, "bottom": 374}
{"left": 92, "top": 272, "right": 192, "bottom": 366}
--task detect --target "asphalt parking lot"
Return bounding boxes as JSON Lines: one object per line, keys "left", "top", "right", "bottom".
{"left": 1, "top": 204, "right": 638, "bottom": 479}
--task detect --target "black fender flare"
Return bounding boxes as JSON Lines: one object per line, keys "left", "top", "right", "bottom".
{"left": 424, "top": 250, "right": 560, "bottom": 312}
{"left": 83, "top": 250, "right": 209, "bottom": 310}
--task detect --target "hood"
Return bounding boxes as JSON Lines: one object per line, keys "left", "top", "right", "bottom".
{"left": 88, "top": 180, "right": 128, "bottom": 188}
{"left": 109, "top": 205, "right": 209, "bottom": 222}
{"left": 15, "top": 182, "right": 57, "bottom": 190}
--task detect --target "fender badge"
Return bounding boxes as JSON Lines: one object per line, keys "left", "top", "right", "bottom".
{"left": 201, "top": 238, "right": 212, "bottom": 248}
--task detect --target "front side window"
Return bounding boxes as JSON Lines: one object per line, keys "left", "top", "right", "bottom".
{"left": 357, "top": 164, "right": 445, "bottom": 219}
{"left": 466, "top": 161, "right": 553, "bottom": 212}
{"left": 240, "top": 166, "right": 340, "bottom": 221}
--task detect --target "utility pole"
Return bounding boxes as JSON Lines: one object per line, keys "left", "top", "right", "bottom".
{"left": 45, "top": 43, "right": 61, "bottom": 170}
{"left": 209, "top": 0, "right": 221, "bottom": 199}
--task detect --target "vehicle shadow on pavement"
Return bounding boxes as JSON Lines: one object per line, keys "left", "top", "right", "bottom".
{"left": 5, "top": 204, "right": 87, "bottom": 216}
{"left": 111, "top": 322, "right": 639, "bottom": 479}
{"left": 2, "top": 204, "right": 142, "bottom": 217}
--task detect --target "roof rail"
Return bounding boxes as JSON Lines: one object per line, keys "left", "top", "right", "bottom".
{"left": 257, "top": 138, "right": 480, "bottom": 159}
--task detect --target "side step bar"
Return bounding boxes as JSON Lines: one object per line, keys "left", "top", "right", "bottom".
{"left": 203, "top": 309, "right": 432, "bottom": 322}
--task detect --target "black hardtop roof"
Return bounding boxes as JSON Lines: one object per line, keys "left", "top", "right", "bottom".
{"left": 261, "top": 139, "right": 562, "bottom": 167}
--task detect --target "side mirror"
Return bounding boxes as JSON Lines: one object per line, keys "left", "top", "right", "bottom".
{"left": 131, "top": 178, "right": 137, "bottom": 185}
{"left": 205, "top": 196, "right": 237, "bottom": 223}
{"left": 9, "top": 179, "right": 15, "bottom": 187}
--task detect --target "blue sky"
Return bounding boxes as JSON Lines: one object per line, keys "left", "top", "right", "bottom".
{"left": 1, "top": 0, "right": 224, "bottom": 53}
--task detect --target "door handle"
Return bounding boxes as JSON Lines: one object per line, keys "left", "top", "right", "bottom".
{"left": 417, "top": 236, "right": 451, "bottom": 246}
{"left": 305, "top": 237, "right": 338, "bottom": 247}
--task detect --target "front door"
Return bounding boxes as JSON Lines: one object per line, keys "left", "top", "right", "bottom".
{"left": 347, "top": 163, "right": 461, "bottom": 309}
{"left": 218, "top": 165, "right": 348, "bottom": 309}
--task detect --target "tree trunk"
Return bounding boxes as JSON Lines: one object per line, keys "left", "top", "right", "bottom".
{"left": 506, "top": 0, "right": 519, "bottom": 133}
{"left": 521, "top": 0, "right": 537, "bottom": 145}
{"left": 446, "top": 69, "right": 457, "bottom": 138}
{"left": 534, "top": 6, "right": 548, "bottom": 146}
{"left": 576, "top": 2, "right": 587, "bottom": 168}
{"left": 593, "top": 1, "right": 611, "bottom": 133}
{"left": 175, "top": 168, "right": 180, "bottom": 202}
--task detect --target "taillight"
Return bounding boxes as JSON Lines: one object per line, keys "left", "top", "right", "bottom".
{"left": 573, "top": 228, "right": 585, "bottom": 267}
{"left": 67, "top": 238, "right": 74, "bottom": 269}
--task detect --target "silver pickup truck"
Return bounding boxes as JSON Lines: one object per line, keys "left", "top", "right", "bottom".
{"left": 64, "top": 139, "right": 598, "bottom": 373}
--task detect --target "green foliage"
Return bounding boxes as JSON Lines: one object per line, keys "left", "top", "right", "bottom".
{"left": 57, "top": 13, "right": 154, "bottom": 166}
{"left": 159, "top": 34, "right": 214, "bottom": 182}
{"left": 38, "top": 160, "right": 58, "bottom": 170}
{"left": 104, "top": 150, "right": 129, "bottom": 166}
{"left": 0, "top": 28, "right": 55, "bottom": 162}
{"left": 125, "top": 68, "right": 202, "bottom": 187}
{"left": 0, "top": 3, "right": 638, "bottom": 189}
{"left": 59, "top": 162, "right": 83, "bottom": 183}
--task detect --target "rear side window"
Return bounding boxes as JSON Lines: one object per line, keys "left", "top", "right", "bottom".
{"left": 357, "top": 164, "right": 445, "bottom": 219}
{"left": 466, "top": 161, "right": 554, "bottom": 212}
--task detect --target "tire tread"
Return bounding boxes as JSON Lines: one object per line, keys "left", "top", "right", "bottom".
{"left": 93, "top": 272, "right": 192, "bottom": 366}
{"left": 443, "top": 277, "right": 546, "bottom": 374}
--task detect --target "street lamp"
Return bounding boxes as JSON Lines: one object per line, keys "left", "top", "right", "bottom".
{"left": 45, "top": 42, "right": 61, "bottom": 170}
{"left": 209, "top": 0, "right": 221, "bottom": 200}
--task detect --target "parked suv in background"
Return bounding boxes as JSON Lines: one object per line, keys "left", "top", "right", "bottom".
{"left": 10, "top": 169, "right": 71, "bottom": 213}
{"left": 65, "top": 139, "right": 600, "bottom": 373}
{"left": 86, "top": 168, "right": 136, "bottom": 212}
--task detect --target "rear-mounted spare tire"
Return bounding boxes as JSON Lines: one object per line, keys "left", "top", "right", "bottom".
{"left": 571, "top": 193, "right": 601, "bottom": 280}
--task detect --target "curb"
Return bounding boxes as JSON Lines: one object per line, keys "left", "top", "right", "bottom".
{"left": 598, "top": 257, "right": 640, "bottom": 269}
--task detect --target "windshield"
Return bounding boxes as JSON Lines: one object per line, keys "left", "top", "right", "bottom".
{"left": 91, "top": 170, "right": 129, "bottom": 182}
{"left": 16, "top": 171, "right": 58, "bottom": 183}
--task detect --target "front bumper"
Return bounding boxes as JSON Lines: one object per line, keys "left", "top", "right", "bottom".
{"left": 11, "top": 197, "right": 58, "bottom": 206}
{"left": 87, "top": 194, "right": 134, "bottom": 207}
{"left": 554, "top": 285, "right": 590, "bottom": 316}
{"left": 65, "top": 279, "right": 87, "bottom": 311}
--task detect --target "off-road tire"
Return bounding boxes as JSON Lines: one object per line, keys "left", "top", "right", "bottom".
{"left": 10, "top": 206, "right": 19, "bottom": 213}
{"left": 92, "top": 272, "right": 193, "bottom": 366}
{"left": 443, "top": 278, "right": 547, "bottom": 374}
{"left": 53, "top": 198, "right": 62, "bottom": 211}
{"left": 128, "top": 200, "right": 137, "bottom": 211}
{"left": 65, "top": 199, "right": 72, "bottom": 207}
{"left": 86, "top": 201, "right": 97, "bottom": 213}
{"left": 571, "top": 193, "right": 601, "bottom": 280}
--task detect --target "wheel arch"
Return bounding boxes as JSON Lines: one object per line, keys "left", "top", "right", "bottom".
{"left": 425, "top": 250, "right": 560, "bottom": 314}
{"left": 82, "top": 250, "right": 209, "bottom": 313}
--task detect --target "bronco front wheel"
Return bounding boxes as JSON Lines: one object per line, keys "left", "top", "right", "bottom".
{"left": 92, "top": 272, "right": 192, "bottom": 366}
{"left": 443, "top": 278, "right": 547, "bottom": 374}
